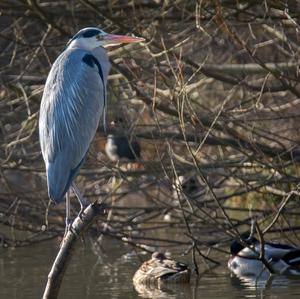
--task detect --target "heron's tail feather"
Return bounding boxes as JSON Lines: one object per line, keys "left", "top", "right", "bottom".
{"left": 47, "top": 161, "right": 70, "bottom": 204}
{"left": 46, "top": 156, "right": 85, "bottom": 204}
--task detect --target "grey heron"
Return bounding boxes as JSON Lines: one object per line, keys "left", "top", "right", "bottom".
{"left": 39, "top": 27, "right": 144, "bottom": 229}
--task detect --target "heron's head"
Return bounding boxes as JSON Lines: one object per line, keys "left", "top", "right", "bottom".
{"left": 67, "top": 27, "right": 144, "bottom": 51}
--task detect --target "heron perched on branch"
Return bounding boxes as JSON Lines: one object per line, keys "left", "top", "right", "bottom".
{"left": 39, "top": 27, "right": 144, "bottom": 229}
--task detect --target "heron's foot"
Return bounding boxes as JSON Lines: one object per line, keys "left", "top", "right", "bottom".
{"left": 69, "top": 225, "right": 80, "bottom": 237}
{"left": 63, "top": 218, "right": 73, "bottom": 238}
{"left": 78, "top": 203, "right": 89, "bottom": 221}
{"left": 61, "top": 227, "right": 79, "bottom": 242}
{"left": 64, "top": 218, "right": 81, "bottom": 237}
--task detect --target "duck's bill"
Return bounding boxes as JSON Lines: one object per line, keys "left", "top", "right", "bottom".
{"left": 104, "top": 34, "right": 145, "bottom": 45}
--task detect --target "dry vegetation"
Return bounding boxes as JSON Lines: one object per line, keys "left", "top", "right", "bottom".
{"left": 1, "top": 0, "right": 300, "bottom": 265}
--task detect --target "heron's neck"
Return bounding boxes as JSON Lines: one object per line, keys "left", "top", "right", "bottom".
{"left": 68, "top": 39, "right": 94, "bottom": 51}
{"left": 91, "top": 47, "right": 110, "bottom": 81}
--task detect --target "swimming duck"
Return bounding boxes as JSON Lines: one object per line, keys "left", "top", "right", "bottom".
{"left": 133, "top": 252, "right": 191, "bottom": 285}
{"left": 228, "top": 235, "right": 300, "bottom": 277}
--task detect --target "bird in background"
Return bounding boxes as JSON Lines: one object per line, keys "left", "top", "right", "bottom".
{"left": 105, "top": 117, "right": 141, "bottom": 162}
{"left": 172, "top": 175, "right": 202, "bottom": 199}
{"left": 228, "top": 233, "right": 300, "bottom": 277}
{"left": 39, "top": 27, "right": 144, "bottom": 230}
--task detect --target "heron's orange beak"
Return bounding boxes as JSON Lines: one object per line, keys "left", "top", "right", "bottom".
{"left": 104, "top": 34, "right": 145, "bottom": 45}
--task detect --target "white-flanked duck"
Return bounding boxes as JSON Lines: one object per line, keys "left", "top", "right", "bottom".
{"left": 228, "top": 235, "right": 300, "bottom": 277}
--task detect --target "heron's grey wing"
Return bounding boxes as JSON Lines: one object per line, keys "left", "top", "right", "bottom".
{"left": 39, "top": 49, "right": 107, "bottom": 202}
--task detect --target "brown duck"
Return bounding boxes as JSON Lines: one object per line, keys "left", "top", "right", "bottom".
{"left": 133, "top": 252, "right": 191, "bottom": 285}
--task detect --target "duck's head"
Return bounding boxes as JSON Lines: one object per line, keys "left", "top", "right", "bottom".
{"left": 230, "top": 233, "right": 258, "bottom": 255}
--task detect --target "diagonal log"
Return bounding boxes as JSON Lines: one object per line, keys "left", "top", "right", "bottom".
{"left": 42, "top": 202, "right": 106, "bottom": 299}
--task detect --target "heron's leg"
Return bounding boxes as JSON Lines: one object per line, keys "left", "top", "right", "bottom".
{"left": 64, "top": 190, "right": 71, "bottom": 235}
{"left": 71, "top": 183, "right": 89, "bottom": 217}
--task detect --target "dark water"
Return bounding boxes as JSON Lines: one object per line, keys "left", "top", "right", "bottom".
{"left": 1, "top": 238, "right": 300, "bottom": 299}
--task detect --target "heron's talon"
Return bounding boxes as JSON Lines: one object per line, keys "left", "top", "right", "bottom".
{"left": 65, "top": 221, "right": 79, "bottom": 236}
{"left": 63, "top": 218, "right": 74, "bottom": 238}
{"left": 66, "top": 218, "right": 73, "bottom": 227}
{"left": 78, "top": 204, "right": 89, "bottom": 221}
{"left": 70, "top": 226, "right": 79, "bottom": 236}
{"left": 78, "top": 209, "right": 85, "bottom": 221}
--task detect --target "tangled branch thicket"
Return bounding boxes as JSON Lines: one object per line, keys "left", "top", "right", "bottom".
{"left": 1, "top": 1, "right": 300, "bottom": 262}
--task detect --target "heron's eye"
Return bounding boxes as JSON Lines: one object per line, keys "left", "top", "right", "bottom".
{"left": 96, "top": 35, "right": 103, "bottom": 41}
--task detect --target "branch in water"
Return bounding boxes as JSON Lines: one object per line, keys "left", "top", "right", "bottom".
{"left": 42, "top": 202, "right": 106, "bottom": 299}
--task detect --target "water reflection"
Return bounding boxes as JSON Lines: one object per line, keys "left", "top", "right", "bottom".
{"left": 230, "top": 271, "right": 300, "bottom": 290}
{"left": 1, "top": 239, "right": 300, "bottom": 299}
{"left": 133, "top": 280, "right": 192, "bottom": 299}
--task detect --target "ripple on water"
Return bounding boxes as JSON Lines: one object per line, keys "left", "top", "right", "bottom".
{"left": 1, "top": 241, "right": 300, "bottom": 299}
